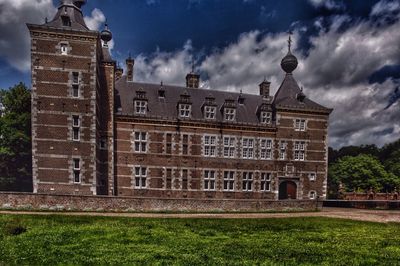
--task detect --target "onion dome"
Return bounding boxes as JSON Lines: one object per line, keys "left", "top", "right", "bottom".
{"left": 73, "top": 0, "right": 86, "bottom": 8}
{"left": 281, "top": 51, "right": 298, "bottom": 74}
{"left": 101, "top": 22, "right": 113, "bottom": 47}
{"left": 281, "top": 34, "right": 298, "bottom": 74}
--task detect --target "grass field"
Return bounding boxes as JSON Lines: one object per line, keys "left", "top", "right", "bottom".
{"left": 0, "top": 214, "right": 400, "bottom": 265}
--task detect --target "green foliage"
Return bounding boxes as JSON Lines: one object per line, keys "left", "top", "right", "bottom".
{"left": 0, "top": 215, "right": 399, "bottom": 265}
{"left": 329, "top": 154, "right": 400, "bottom": 193}
{"left": 0, "top": 83, "right": 32, "bottom": 191}
{"left": 328, "top": 139, "right": 400, "bottom": 197}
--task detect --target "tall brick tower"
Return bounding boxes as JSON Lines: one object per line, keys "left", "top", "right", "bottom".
{"left": 27, "top": 0, "right": 113, "bottom": 195}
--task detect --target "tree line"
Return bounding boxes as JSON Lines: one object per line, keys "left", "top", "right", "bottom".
{"left": 0, "top": 83, "right": 399, "bottom": 197}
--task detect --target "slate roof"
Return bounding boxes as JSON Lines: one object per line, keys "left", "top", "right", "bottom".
{"left": 273, "top": 73, "right": 332, "bottom": 113}
{"left": 115, "top": 76, "right": 271, "bottom": 124}
{"left": 43, "top": 0, "right": 89, "bottom": 31}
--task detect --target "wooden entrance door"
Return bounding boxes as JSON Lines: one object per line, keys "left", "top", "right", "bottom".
{"left": 279, "top": 181, "right": 297, "bottom": 200}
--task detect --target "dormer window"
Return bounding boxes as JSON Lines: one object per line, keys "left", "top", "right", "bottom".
{"left": 158, "top": 90, "right": 165, "bottom": 98}
{"left": 179, "top": 104, "right": 191, "bottom": 118}
{"left": 134, "top": 88, "right": 148, "bottom": 115}
{"left": 224, "top": 108, "right": 236, "bottom": 121}
{"left": 134, "top": 100, "right": 147, "bottom": 115}
{"left": 261, "top": 111, "right": 272, "bottom": 125}
{"left": 61, "top": 16, "right": 71, "bottom": 27}
{"left": 204, "top": 106, "right": 216, "bottom": 120}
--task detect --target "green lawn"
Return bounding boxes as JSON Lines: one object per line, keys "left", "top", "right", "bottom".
{"left": 0, "top": 214, "right": 399, "bottom": 265}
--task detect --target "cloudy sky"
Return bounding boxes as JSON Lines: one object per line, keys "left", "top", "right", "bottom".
{"left": 0, "top": 0, "right": 399, "bottom": 149}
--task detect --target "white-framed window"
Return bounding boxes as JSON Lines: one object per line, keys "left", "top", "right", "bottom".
{"left": 261, "top": 111, "right": 272, "bottom": 125}
{"left": 294, "top": 141, "right": 305, "bottom": 161}
{"left": 181, "top": 134, "right": 189, "bottom": 155}
{"left": 204, "top": 170, "right": 216, "bottom": 191}
{"left": 134, "top": 132, "right": 147, "bottom": 153}
{"left": 165, "top": 133, "right": 173, "bottom": 154}
{"left": 309, "top": 172, "right": 316, "bottom": 181}
{"left": 134, "top": 100, "right": 147, "bottom": 115}
{"left": 134, "top": 166, "right": 147, "bottom": 189}
{"left": 242, "top": 172, "right": 253, "bottom": 191}
{"left": 242, "top": 138, "right": 254, "bottom": 159}
{"left": 165, "top": 168, "right": 172, "bottom": 189}
{"left": 223, "top": 136, "right": 236, "bottom": 158}
{"left": 72, "top": 72, "right": 79, "bottom": 98}
{"left": 295, "top": 119, "right": 306, "bottom": 131}
{"left": 203, "top": 135, "right": 216, "bottom": 157}
{"left": 60, "top": 43, "right": 68, "bottom": 55}
{"left": 260, "top": 172, "right": 272, "bottom": 192}
{"left": 204, "top": 106, "right": 216, "bottom": 120}
{"left": 309, "top": 191, "right": 317, "bottom": 199}
{"left": 72, "top": 115, "right": 80, "bottom": 141}
{"left": 223, "top": 171, "right": 235, "bottom": 191}
{"left": 279, "top": 141, "right": 287, "bottom": 160}
{"left": 260, "top": 138, "right": 273, "bottom": 160}
{"left": 181, "top": 169, "right": 189, "bottom": 190}
{"left": 224, "top": 108, "right": 236, "bottom": 121}
{"left": 179, "top": 103, "right": 191, "bottom": 118}
{"left": 73, "top": 158, "right": 81, "bottom": 183}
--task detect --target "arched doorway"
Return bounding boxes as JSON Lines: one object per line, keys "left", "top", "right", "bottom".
{"left": 279, "top": 181, "right": 297, "bottom": 200}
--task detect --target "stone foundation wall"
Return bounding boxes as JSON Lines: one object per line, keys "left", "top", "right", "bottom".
{"left": 0, "top": 192, "right": 320, "bottom": 212}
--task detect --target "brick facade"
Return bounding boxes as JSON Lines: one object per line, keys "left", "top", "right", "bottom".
{"left": 28, "top": 1, "right": 332, "bottom": 204}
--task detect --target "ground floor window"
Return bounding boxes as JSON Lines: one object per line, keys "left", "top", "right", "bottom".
{"left": 135, "top": 166, "right": 147, "bottom": 189}
{"left": 204, "top": 170, "right": 216, "bottom": 190}
{"left": 242, "top": 172, "right": 253, "bottom": 191}
{"left": 260, "top": 172, "right": 271, "bottom": 192}
{"left": 223, "top": 171, "right": 235, "bottom": 191}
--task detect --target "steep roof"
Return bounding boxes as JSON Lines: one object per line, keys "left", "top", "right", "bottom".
{"left": 43, "top": 0, "right": 89, "bottom": 31}
{"left": 273, "top": 73, "right": 332, "bottom": 113}
{"left": 115, "top": 77, "right": 271, "bottom": 124}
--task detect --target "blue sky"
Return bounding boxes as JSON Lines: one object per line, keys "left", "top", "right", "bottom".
{"left": 0, "top": 0, "right": 399, "bottom": 148}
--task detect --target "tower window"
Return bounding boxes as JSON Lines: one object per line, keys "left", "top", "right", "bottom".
{"left": 294, "top": 141, "right": 306, "bottom": 161}
{"left": 72, "top": 72, "right": 80, "bottom": 98}
{"left": 73, "top": 158, "right": 81, "bottom": 183}
{"left": 72, "top": 116, "right": 80, "bottom": 141}
{"left": 134, "top": 132, "right": 147, "bottom": 153}
{"left": 60, "top": 43, "right": 68, "bottom": 55}
{"left": 134, "top": 166, "right": 147, "bottom": 189}
{"left": 295, "top": 119, "right": 306, "bottom": 131}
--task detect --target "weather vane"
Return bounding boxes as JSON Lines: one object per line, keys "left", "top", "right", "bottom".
{"left": 288, "top": 30, "right": 293, "bottom": 52}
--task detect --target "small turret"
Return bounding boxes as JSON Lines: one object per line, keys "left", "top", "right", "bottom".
{"left": 186, "top": 62, "right": 200, "bottom": 88}
{"left": 101, "top": 21, "right": 113, "bottom": 47}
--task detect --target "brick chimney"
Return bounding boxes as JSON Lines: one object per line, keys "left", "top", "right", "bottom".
{"left": 259, "top": 79, "right": 271, "bottom": 98}
{"left": 185, "top": 63, "right": 200, "bottom": 88}
{"left": 126, "top": 56, "right": 134, "bottom": 82}
{"left": 115, "top": 65, "right": 123, "bottom": 81}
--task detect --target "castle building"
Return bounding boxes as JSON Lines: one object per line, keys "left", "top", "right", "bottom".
{"left": 28, "top": 0, "right": 332, "bottom": 200}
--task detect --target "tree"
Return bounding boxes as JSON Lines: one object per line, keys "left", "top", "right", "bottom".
{"left": 329, "top": 154, "right": 400, "bottom": 194}
{"left": 0, "top": 83, "right": 32, "bottom": 191}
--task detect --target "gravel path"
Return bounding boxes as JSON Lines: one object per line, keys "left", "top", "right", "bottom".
{"left": 0, "top": 207, "right": 399, "bottom": 223}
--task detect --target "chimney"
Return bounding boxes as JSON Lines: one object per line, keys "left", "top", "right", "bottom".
{"left": 186, "top": 73, "right": 200, "bottom": 88}
{"left": 126, "top": 56, "right": 134, "bottom": 82}
{"left": 115, "top": 66, "right": 123, "bottom": 81}
{"left": 259, "top": 79, "right": 271, "bottom": 98}
{"left": 185, "top": 62, "right": 200, "bottom": 88}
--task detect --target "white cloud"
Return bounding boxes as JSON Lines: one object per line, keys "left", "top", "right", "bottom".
{"left": 0, "top": 0, "right": 56, "bottom": 71}
{"left": 130, "top": 0, "right": 400, "bottom": 148}
{"left": 371, "top": 0, "right": 400, "bottom": 16}
{"left": 133, "top": 40, "right": 194, "bottom": 86}
{"left": 84, "top": 8, "right": 106, "bottom": 31}
{"left": 308, "top": 0, "right": 344, "bottom": 10}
